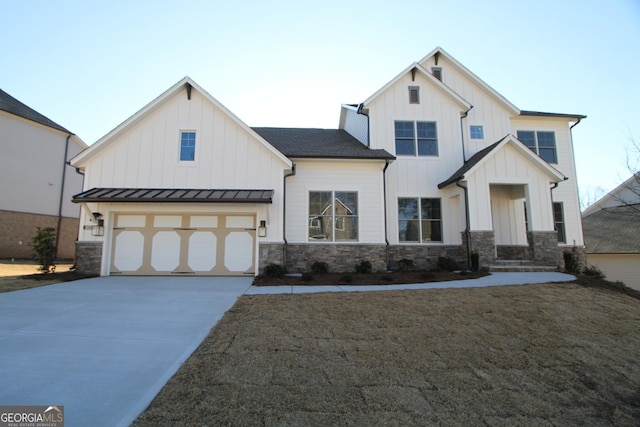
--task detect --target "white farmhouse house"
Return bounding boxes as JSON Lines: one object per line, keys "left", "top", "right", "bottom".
{"left": 0, "top": 89, "right": 86, "bottom": 259}
{"left": 70, "top": 47, "right": 585, "bottom": 276}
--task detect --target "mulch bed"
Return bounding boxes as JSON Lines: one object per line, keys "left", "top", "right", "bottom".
{"left": 253, "top": 270, "right": 489, "bottom": 286}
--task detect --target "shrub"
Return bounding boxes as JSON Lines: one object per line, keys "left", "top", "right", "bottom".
{"left": 437, "top": 256, "right": 459, "bottom": 272}
{"left": 471, "top": 252, "right": 480, "bottom": 272}
{"left": 354, "top": 260, "right": 372, "bottom": 274}
{"left": 32, "top": 227, "right": 56, "bottom": 273}
{"left": 563, "top": 249, "right": 581, "bottom": 274}
{"left": 301, "top": 273, "right": 313, "bottom": 282}
{"left": 397, "top": 258, "right": 415, "bottom": 271}
{"left": 340, "top": 275, "right": 353, "bottom": 283}
{"left": 582, "top": 264, "right": 605, "bottom": 279}
{"left": 310, "top": 261, "right": 329, "bottom": 274}
{"left": 263, "top": 263, "right": 285, "bottom": 278}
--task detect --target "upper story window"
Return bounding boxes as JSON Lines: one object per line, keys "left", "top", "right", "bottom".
{"left": 408, "top": 86, "right": 420, "bottom": 104}
{"left": 470, "top": 125, "right": 484, "bottom": 140}
{"left": 179, "top": 131, "right": 196, "bottom": 161}
{"left": 308, "top": 191, "right": 358, "bottom": 241}
{"left": 516, "top": 130, "right": 557, "bottom": 164}
{"left": 398, "top": 197, "right": 442, "bottom": 243}
{"left": 395, "top": 121, "right": 438, "bottom": 156}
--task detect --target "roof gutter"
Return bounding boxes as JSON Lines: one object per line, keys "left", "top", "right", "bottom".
{"left": 282, "top": 163, "right": 296, "bottom": 271}
{"left": 455, "top": 177, "right": 472, "bottom": 269}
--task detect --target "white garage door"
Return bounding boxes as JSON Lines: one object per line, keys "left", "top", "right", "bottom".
{"left": 110, "top": 214, "right": 256, "bottom": 276}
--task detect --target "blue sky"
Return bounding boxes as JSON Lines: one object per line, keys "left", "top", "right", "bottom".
{"left": 2, "top": 0, "right": 639, "bottom": 203}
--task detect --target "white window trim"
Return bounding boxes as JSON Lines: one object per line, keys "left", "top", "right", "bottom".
{"left": 394, "top": 120, "right": 439, "bottom": 157}
{"left": 178, "top": 130, "right": 198, "bottom": 163}
{"left": 308, "top": 190, "right": 359, "bottom": 242}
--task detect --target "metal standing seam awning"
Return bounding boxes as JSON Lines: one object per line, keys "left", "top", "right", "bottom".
{"left": 72, "top": 188, "right": 274, "bottom": 203}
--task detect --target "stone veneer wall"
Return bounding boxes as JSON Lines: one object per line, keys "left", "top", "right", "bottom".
{"left": 75, "top": 241, "right": 103, "bottom": 276}
{"left": 387, "top": 245, "right": 466, "bottom": 270}
{"left": 258, "top": 243, "right": 285, "bottom": 272}
{"left": 0, "top": 210, "right": 78, "bottom": 259}
{"left": 496, "top": 245, "right": 531, "bottom": 261}
{"left": 284, "top": 244, "right": 387, "bottom": 273}
{"left": 527, "top": 231, "right": 559, "bottom": 266}
{"left": 463, "top": 231, "right": 496, "bottom": 267}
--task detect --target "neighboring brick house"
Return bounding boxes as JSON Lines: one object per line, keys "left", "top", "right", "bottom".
{"left": 582, "top": 173, "right": 640, "bottom": 290}
{"left": 0, "top": 89, "right": 86, "bottom": 259}
{"left": 70, "top": 47, "right": 585, "bottom": 276}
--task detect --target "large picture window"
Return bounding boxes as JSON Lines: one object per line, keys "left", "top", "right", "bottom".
{"left": 309, "top": 191, "right": 358, "bottom": 241}
{"left": 395, "top": 121, "right": 438, "bottom": 156}
{"left": 516, "top": 130, "right": 557, "bottom": 164}
{"left": 398, "top": 198, "right": 442, "bottom": 242}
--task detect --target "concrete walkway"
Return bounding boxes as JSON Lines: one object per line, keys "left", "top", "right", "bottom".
{"left": 0, "top": 272, "right": 574, "bottom": 426}
{"left": 245, "top": 271, "right": 577, "bottom": 294}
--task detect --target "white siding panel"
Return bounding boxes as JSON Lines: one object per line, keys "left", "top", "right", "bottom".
{"left": 340, "top": 106, "right": 368, "bottom": 145}
{"left": 285, "top": 160, "right": 385, "bottom": 244}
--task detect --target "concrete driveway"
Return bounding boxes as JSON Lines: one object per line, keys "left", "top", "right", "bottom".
{"left": 0, "top": 276, "right": 252, "bottom": 427}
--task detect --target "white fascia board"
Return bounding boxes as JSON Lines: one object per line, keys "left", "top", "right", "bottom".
{"left": 464, "top": 135, "right": 565, "bottom": 182}
{"left": 418, "top": 47, "right": 520, "bottom": 116}
{"left": 362, "top": 62, "right": 471, "bottom": 111}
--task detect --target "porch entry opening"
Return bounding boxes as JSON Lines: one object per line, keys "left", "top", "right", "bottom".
{"left": 489, "top": 184, "right": 530, "bottom": 261}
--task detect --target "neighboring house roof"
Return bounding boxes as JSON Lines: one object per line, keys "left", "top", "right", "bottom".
{"left": 70, "top": 77, "right": 292, "bottom": 168}
{"left": 72, "top": 188, "right": 274, "bottom": 203}
{"left": 582, "top": 172, "right": 640, "bottom": 216}
{"left": 0, "top": 88, "right": 72, "bottom": 134}
{"left": 438, "top": 134, "right": 566, "bottom": 188}
{"left": 252, "top": 127, "right": 395, "bottom": 160}
{"left": 582, "top": 204, "right": 640, "bottom": 253}
{"left": 362, "top": 62, "right": 472, "bottom": 111}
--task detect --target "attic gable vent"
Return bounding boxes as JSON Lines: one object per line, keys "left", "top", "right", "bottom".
{"left": 431, "top": 67, "right": 442, "bottom": 81}
{"left": 409, "top": 86, "right": 420, "bottom": 104}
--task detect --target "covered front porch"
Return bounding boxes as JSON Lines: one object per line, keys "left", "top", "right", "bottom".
{"left": 439, "top": 135, "right": 565, "bottom": 270}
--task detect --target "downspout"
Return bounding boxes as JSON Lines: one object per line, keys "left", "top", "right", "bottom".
{"left": 382, "top": 160, "right": 390, "bottom": 268}
{"left": 55, "top": 134, "right": 72, "bottom": 259}
{"left": 282, "top": 163, "right": 296, "bottom": 271}
{"left": 459, "top": 106, "right": 473, "bottom": 162}
{"left": 456, "top": 178, "right": 472, "bottom": 269}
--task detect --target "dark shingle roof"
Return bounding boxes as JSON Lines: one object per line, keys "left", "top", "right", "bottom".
{"left": 73, "top": 188, "right": 274, "bottom": 203}
{"left": 438, "top": 138, "right": 504, "bottom": 188}
{"left": 583, "top": 204, "right": 640, "bottom": 253}
{"left": 0, "top": 89, "right": 71, "bottom": 133}
{"left": 252, "top": 127, "right": 394, "bottom": 160}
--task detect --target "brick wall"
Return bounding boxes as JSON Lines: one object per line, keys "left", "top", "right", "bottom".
{"left": 0, "top": 210, "right": 78, "bottom": 259}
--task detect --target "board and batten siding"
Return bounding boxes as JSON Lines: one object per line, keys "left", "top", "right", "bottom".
{"left": 78, "top": 88, "right": 289, "bottom": 243}
{"left": 419, "top": 55, "right": 513, "bottom": 158}
{"left": 511, "top": 117, "right": 584, "bottom": 246}
{"left": 284, "top": 160, "right": 386, "bottom": 244}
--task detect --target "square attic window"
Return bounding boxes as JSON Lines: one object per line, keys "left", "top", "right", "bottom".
{"left": 470, "top": 125, "right": 484, "bottom": 139}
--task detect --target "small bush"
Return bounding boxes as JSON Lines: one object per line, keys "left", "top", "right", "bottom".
{"left": 397, "top": 258, "right": 415, "bottom": 271}
{"left": 263, "top": 263, "right": 285, "bottom": 278}
{"left": 340, "top": 275, "right": 353, "bottom": 283}
{"left": 471, "top": 252, "right": 480, "bottom": 272}
{"left": 32, "top": 227, "right": 56, "bottom": 273}
{"left": 355, "top": 260, "right": 372, "bottom": 274}
{"left": 310, "top": 261, "right": 329, "bottom": 274}
{"left": 583, "top": 264, "right": 605, "bottom": 279}
{"left": 301, "top": 273, "right": 313, "bottom": 282}
{"left": 563, "top": 250, "right": 581, "bottom": 274}
{"left": 437, "top": 256, "right": 459, "bottom": 272}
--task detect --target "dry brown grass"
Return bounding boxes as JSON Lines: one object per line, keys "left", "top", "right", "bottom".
{"left": 135, "top": 282, "right": 640, "bottom": 426}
